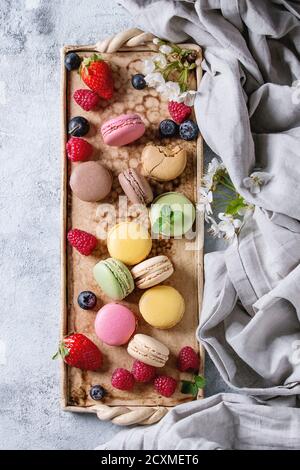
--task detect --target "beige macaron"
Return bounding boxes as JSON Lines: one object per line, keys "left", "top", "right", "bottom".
{"left": 127, "top": 334, "right": 169, "bottom": 367}
{"left": 141, "top": 144, "right": 187, "bottom": 181}
{"left": 131, "top": 255, "right": 174, "bottom": 289}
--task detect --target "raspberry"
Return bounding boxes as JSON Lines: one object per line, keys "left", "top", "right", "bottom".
{"left": 154, "top": 375, "right": 177, "bottom": 397}
{"left": 177, "top": 346, "right": 200, "bottom": 372}
{"left": 66, "top": 137, "right": 93, "bottom": 162}
{"left": 132, "top": 360, "right": 156, "bottom": 383}
{"left": 111, "top": 368, "right": 135, "bottom": 391}
{"left": 67, "top": 229, "right": 97, "bottom": 256}
{"left": 168, "top": 101, "right": 192, "bottom": 124}
{"left": 74, "top": 89, "right": 100, "bottom": 111}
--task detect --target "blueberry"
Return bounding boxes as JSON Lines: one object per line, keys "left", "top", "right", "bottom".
{"left": 78, "top": 291, "right": 97, "bottom": 310}
{"left": 179, "top": 119, "right": 199, "bottom": 141}
{"left": 65, "top": 52, "right": 82, "bottom": 71}
{"left": 131, "top": 74, "right": 147, "bottom": 90}
{"left": 68, "top": 116, "right": 90, "bottom": 137}
{"left": 90, "top": 385, "right": 106, "bottom": 401}
{"left": 159, "top": 119, "right": 179, "bottom": 138}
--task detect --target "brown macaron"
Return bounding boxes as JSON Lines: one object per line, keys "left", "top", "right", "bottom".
{"left": 70, "top": 161, "right": 112, "bottom": 202}
{"left": 118, "top": 168, "right": 153, "bottom": 205}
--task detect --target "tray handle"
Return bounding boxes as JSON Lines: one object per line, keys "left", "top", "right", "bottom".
{"left": 96, "top": 404, "right": 169, "bottom": 426}
{"left": 96, "top": 28, "right": 155, "bottom": 53}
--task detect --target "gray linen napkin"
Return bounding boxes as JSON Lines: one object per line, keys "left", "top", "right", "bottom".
{"left": 96, "top": 393, "right": 300, "bottom": 450}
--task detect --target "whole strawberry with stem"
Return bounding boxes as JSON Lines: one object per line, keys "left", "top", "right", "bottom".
{"left": 67, "top": 228, "right": 97, "bottom": 256}
{"left": 66, "top": 137, "right": 93, "bottom": 162}
{"left": 74, "top": 89, "right": 100, "bottom": 111}
{"left": 80, "top": 54, "right": 114, "bottom": 100}
{"left": 52, "top": 333, "right": 102, "bottom": 371}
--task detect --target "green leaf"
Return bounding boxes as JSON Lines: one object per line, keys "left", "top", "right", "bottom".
{"left": 181, "top": 381, "right": 198, "bottom": 397}
{"left": 194, "top": 375, "right": 206, "bottom": 389}
{"left": 161, "top": 220, "right": 171, "bottom": 235}
{"left": 225, "top": 196, "right": 245, "bottom": 216}
{"left": 152, "top": 218, "right": 162, "bottom": 234}
{"left": 52, "top": 343, "right": 69, "bottom": 361}
{"left": 171, "top": 211, "right": 183, "bottom": 223}
{"left": 161, "top": 205, "right": 172, "bottom": 217}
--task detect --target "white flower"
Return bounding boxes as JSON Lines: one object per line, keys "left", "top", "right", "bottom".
{"left": 144, "top": 72, "right": 165, "bottom": 88}
{"left": 159, "top": 44, "right": 172, "bottom": 55}
{"left": 153, "top": 53, "right": 167, "bottom": 69}
{"left": 143, "top": 59, "right": 155, "bottom": 74}
{"left": 202, "top": 157, "right": 225, "bottom": 189}
{"left": 157, "top": 80, "right": 181, "bottom": 101}
{"left": 237, "top": 205, "right": 254, "bottom": 220}
{"left": 243, "top": 171, "right": 272, "bottom": 194}
{"left": 206, "top": 216, "right": 221, "bottom": 238}
{"left": 197, "top": 188, "right": 213, "bottom": 216}
{"left": 218, "top": 213, "right": 242, "bottom": 241}
{"left": 153, "top": 38, "right": 160, "bottom": 45}
{"left": 177, "top": 90, "right": 198, "bottom": 106}
{"left": 207, "top": 157, "right": 225, "bottom": 175}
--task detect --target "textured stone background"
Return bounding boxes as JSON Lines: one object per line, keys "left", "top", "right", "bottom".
{"left": 0, "top": 0, "right": 230, "bottom": 450}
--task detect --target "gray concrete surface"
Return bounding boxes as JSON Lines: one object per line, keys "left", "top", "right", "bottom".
{"left": 0, "top": 0, "right": 230, "bottom": 450}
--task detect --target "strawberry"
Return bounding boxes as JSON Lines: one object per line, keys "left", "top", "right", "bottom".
{"left": 131, "top": 360, "right": 156, "bottom": 383}
{"left": 168, "top": 101, "right": 192, "bottom": 124}
{"left": 67, "top": 228, "right": 97, "bottom": 255}
{"left": 66, "top": 137, "right": 93, "bottom": 162}
{"left": 52, "top": 333, "right": 102, "bottom": 371}
{"left": 73, "top": 89, "right": 100, "bottom": 111}
{"left": 177, "top": 346, "right": 200, "bottom": 372}
{"left": 111, "top": 368, "right": 135, "bottom": 391}
{"left": 154, "top": 375, "right": 177, "bottom": 397}
{"left": 80, "top": 54, "right": 114, "bottom": 100}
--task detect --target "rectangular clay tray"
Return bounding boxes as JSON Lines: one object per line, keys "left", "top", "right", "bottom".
{"left": 61, "top": 42, "right": 204, "bottom": 415}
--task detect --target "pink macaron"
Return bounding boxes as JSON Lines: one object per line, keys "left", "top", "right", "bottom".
{"left": 101, "top": 113, "right": 145, "bottom": 146}
{"left": 94, "top": 303, "right": 137, "bottom": 346}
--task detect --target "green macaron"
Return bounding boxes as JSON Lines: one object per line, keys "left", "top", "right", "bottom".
{"left": 93, "top": 258, "right": 134, "bottom": 300}
{"left": 150, "top": 192, "right": 196, "bottom": 237}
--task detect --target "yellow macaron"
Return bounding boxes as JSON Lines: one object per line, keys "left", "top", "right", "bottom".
{"left": 107, "top": 222, "right": 152, "bottom": 266}
{"left": 139, "top": 285, "right": 185, "bottom": 329}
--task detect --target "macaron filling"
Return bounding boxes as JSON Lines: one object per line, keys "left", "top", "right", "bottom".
{"left": 127, "top": 335, "right": 169, "bottom": 367}
{"left": 102, "top": 258, "right": 134, "bottom": 297}
{"left": 122, "top": 169, "right": 148, "bottom": 204}
{"left": 101, "top": 115, "right": 144, "bottom": 137}
{"left": 133, "top": 263, "right": 173, "bottom": 285}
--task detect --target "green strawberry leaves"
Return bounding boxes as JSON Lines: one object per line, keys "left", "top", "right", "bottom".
{"left": 181, "top": 374, "right": 206, "bottom": 398}
{"left": 52, "top": 343, "right": 70, "bottom": 360}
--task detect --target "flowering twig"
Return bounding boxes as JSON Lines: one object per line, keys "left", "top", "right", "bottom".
{"left": 198, "top": 158, "right": 255, "bottom": 242}
{"left": 144, "top": 38, "right": 199, "bottom": 105}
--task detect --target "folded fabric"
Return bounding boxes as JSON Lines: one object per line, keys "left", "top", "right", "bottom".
{"left": 199, "top": 207, "right": 300, "bottom": 394}
{"left": 96, "top": 393, "right": 300, "bottom": 450}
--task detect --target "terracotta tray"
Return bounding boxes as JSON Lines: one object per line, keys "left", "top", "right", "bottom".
{"left": 60, "top": 34, "right": 204, "bottom": 425}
